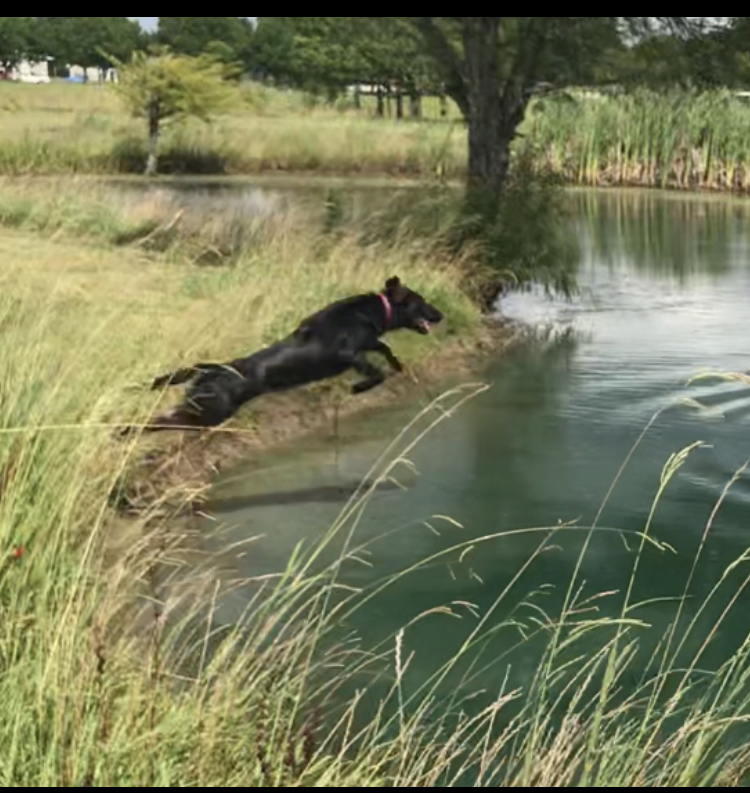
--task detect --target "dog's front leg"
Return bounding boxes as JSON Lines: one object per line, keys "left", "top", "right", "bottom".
{"left": 350, "top": 353, "right": 386, "bottom": 395}
{"left": 371, "top": 341, "right": 403, "bottom": 373}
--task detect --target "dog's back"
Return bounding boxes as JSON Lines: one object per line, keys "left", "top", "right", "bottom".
{"left": 294, "top": 293, "right": 376, "bottom": 340}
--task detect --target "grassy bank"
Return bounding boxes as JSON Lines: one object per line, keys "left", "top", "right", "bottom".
{"left": 0, "top": 176, "right": 504, "bottom": 784}
{"left": 0, "top": 176, "right": 501, "bottom": 500}
{"left": 4, "top": 82, "right": 750, "bottom": 194}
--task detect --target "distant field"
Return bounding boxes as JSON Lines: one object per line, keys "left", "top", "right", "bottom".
{"left": 0, "top": 80, "right": 467, "bottom": 178}
{"left": 3, "top": 80, "right": 750, "bottom": 193}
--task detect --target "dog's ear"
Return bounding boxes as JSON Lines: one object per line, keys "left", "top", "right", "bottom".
{"left": 385, "top": 276, "right": 410, "bottom": 303}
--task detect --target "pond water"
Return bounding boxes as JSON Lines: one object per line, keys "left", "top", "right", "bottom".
{"left": 179, "top": 183, "right": 750, "bottom": 761}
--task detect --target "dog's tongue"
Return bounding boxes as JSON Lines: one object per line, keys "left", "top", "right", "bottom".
{"left": 418, "top": 319, "right": 431, "bottom": 333}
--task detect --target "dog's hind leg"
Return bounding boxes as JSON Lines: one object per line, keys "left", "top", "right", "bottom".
{"left": 350, "top": 353, "right": 386, "bottom": 395}
{"left": 150, "top": 363, "right": 226, "bottom": 390}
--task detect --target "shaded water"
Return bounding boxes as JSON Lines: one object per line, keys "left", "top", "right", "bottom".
{"left": 196, "top": 186, "right": 750, "bottom": 742}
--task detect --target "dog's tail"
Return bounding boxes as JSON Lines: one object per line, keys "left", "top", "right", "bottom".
{"left": 151, "top": 368, "right": 199, "bottom": 390}
{"left": 119, "top": 408, "right": 206, "bottom": 438}
{"left": 150, "top": 363, "right": 224, "bottom": 391}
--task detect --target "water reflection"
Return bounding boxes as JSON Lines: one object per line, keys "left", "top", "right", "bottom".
{"left": 204, "top": 478, "right": 403, "bottom": 513}
{"left": 574, "top": 188, "right": 750, "bottom": 279}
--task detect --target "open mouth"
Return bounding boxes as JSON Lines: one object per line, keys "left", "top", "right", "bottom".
{"left": 415, "top": 319, "right": 431, "bottom": 334}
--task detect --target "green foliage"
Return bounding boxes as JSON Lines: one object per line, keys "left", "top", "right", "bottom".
{"left": 157, "top": 17, "right": 254, "bottom": 67}
{"left": 252, "top": 17, "right": 439, "bottom": 97}
{"left": 0, "top": 17, "right": 142, "bottom": 72}
{"left": 612, "top": 28, "right": 749, "bottom": 90}
{"left": 111, "top": 49, "right": 238, "bottom": 127}
{"left": 253, "top": 18, "right": 365, "bottom": 93}
{"left": 0, "top": 17, "right": 33, "bottom": 68}
{"left": 472, "top": 155, "right": 579, "bottom": 297}
{"left": 411, "top": 17, "right": 705, "bottom": 113}
{"left": 36, "top": 17, "right": 143, "bottom": 71}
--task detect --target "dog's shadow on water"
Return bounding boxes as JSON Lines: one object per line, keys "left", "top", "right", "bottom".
{"left": 202, "top": 478, "right": 404, "bottom": 515}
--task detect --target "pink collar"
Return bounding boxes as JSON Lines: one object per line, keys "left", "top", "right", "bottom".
{"left": 378, "top": 293, "right": 393, "bottom": 328}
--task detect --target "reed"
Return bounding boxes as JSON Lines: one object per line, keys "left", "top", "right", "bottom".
{"left": 525, "top": 88, "right": 750, "bottom": 193}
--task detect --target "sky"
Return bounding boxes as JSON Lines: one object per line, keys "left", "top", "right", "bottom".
{"left": 129, "top": 17, "right": 256, "bottom": 31}
{"left": 130, "top": 17, "right": 157, "bottom": 30}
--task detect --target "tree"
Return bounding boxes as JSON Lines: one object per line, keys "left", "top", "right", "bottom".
{"left": 249, "top": 17, "right": 296, "bottom": 83}
{"left": 110, "top": 48, "right": 238, "bottom": 176}
{"left": 37, "top": 17, "right": 143, "bottom": 78}
{"left": 252, "top": 18, "right": 365, "bottom": 97}
{"left": 251, "top": 17, "right": 440, "bottom": 115}
{"left": 611, "top": 24, "right": 745, "bottom": 90}
{"left": 157, "top": 17, "right": 253, "bottom": 67}
{"left": 355, "top": 17, "right": 440, "bottom": 118}
{"left": 0, "top": 17, "right": 33, "bottom": 70}
{"left": 410, "top": 17, "right": 706, "bottom": 197}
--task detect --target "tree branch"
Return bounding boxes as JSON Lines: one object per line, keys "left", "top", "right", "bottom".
{"left": 411, "top": 17, "right": 470, "bottom": 117}
{"left": 509, "top": 17, "right": 548, "bottom": 95}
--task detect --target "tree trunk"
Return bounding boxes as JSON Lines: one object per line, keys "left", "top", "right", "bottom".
{"left": 376, "top": 85, "right": 384, "bottom": 118}
{"left": 463, "top": 18, "right": 508, "bottom": 197}
{"left": 410, "top": 89, "right": 421, "bottom": 120}
{"left": 145, "top": 100, "right": 160, "bottom": 177}
{"left": 439, "top": 88, "right": 448, "bottom": 119}
{"left": 354, "top": 84, "right": 361, "bottom": 110}
{"left": 395, "top": 84, "right": 404, "bottom": 120}
{"left": 414, "top": 18, "right": 532, "bottom": 198}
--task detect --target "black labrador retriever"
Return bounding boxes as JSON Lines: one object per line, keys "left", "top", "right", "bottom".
{"left": 123, "top": 276, "right": 443, "bottom": 434}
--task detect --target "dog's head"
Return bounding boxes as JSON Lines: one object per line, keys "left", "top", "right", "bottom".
{"left": 383, "top": 276, "right": 444, "bottom": 335}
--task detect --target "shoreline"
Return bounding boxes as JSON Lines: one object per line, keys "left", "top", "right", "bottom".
{"left": 113, "top": 317, "right": 530, "bottom": 519}
{"left": 7, "top": 171, "right": 750, "bottom": 205}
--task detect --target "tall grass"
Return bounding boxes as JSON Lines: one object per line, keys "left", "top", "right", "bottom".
{"left": 0, "top": 182, "right": 484, "bottom": 784}
{"left": 526, "top": 89, "right": 750, "bottom": 192}
{"left": 0, "top": 173, "right": 577, "bottom": 302}
{"left": 4, "top": 259, "right": 750, "bottom": 783}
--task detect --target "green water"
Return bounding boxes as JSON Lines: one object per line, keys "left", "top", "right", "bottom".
{"left": 196, "top": 187, "right": 750, "bottom": 753}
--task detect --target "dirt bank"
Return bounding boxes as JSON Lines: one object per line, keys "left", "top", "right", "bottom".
{"left": 112, "top": 318, "right": 530, "bottom": 518}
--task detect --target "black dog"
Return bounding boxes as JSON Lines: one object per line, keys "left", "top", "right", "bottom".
{"left": 123, "top": 276, "right": 443, "bottom": 434}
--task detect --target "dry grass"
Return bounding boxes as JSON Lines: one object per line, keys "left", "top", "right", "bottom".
{"left": 0, "top": 81, "right": 466, "bottom": 178}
